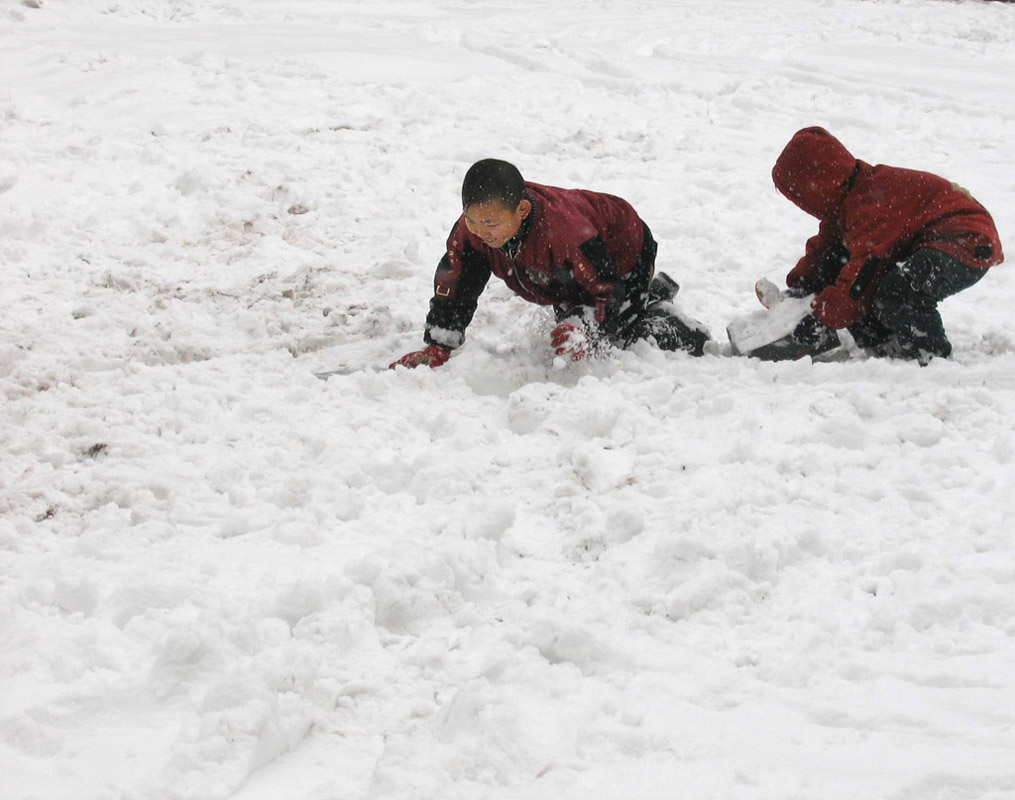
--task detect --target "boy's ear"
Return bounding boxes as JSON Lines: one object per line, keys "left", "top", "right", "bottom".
{"left": 517, "top": 198, "right": 532, "bottom": 219}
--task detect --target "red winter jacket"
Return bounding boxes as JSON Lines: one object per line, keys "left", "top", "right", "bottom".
{"left": 772, "top": 127, "right": 1003, "bottom": 328}
{"left": 424, "top": 182, "right": 650, "bottom": 348}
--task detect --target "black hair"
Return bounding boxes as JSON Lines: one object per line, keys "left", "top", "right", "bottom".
{"left": 461, "top": 159, "right": 526, "bottom": 210}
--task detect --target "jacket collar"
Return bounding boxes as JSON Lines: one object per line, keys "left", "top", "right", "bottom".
{"left": 500, "top": 190, "right": 538, "bottom": 257}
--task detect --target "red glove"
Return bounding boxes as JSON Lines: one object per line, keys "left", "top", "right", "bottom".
{"left": 811, "top": 286, "right": 862, "bottom": 329}
{"left": 551, "top": 322, "right": 589, "bottom": 361}
{"left": 389, "top": 344, "right": 451, "bottom": 370}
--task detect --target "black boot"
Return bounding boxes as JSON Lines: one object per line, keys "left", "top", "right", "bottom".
{"left": 632, "top": 306, "right": 709, "bottom": 356}
{"left": 872, "top": 249, "right": 987, "bottom": 363}
{"left": 847, "top": 314, "right": 900, "bottom": 357}
{"left": 647, "top": 272, "right": 680, "bottom": 305}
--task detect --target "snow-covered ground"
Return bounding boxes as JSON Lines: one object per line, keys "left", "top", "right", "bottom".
{"left": 3, "top": 1, "right": 1015, "bottom": 798}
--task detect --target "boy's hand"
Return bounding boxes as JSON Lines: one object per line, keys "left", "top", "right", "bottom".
{"left": 551, "top": 322, "right": 590, "bottom": 361}
{"left": 792, "top": 314, "right": 827, "bottom": 345}
{"left": 389, "top": 344, "right": 451, "bottom": 370}
{"left": 811, "top": 286, "right": 862, "bottom": 329}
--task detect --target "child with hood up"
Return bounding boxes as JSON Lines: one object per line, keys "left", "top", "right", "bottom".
{"left": 772, "top": 126, "right": 1003, "bottom": 363}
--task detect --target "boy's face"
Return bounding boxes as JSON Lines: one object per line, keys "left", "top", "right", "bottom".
{"left": 463, "top": 198, "right": 531, "bottom": 249}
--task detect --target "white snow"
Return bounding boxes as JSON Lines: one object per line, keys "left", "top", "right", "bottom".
{"left": 727, "top": 293, "right": 815, "bottom": 354}
{"left": 2, "top": 1, "right": 1015, "bottom": 798}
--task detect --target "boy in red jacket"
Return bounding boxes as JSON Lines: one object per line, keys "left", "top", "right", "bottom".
{"left": 772, "top": 127, "right": 1003, "bottom": 362}
{"left": 391, "top": 159, "right": 709, "bottom": 369}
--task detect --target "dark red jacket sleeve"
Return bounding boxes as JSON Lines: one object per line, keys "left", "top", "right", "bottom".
{"left": 423, "top": 222, "right": 492, "bottom": 349}
{"left": 787, "top": 219, "right": 841, "bottom": 293}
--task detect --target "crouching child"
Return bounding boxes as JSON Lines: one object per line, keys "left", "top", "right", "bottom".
{"left": 772, "top": 126, "right": 1003, "bottom": 363}
{"left": 391, "top": 159, "right": 709, "bottom": 369}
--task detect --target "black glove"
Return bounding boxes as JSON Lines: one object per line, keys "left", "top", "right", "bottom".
{"left": 792, "top": 314, "right": 826, "bottom": 346}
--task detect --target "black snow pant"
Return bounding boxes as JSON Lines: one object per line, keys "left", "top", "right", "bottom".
{"left": 872, "top": 248, "right": 987, "bottom": 361}
{"left": 554, "top": 224, "right": 709, "bottom": 357}
{"left": 816, "top": 242, "right": 986, "bottom": 362}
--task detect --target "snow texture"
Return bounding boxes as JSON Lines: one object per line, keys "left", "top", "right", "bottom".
{"left": 2, "top": 1, "right": 1014, "bottom": 799}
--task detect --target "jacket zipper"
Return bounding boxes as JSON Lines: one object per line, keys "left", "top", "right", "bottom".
{"left": 501, "top": 239, "right": 539, "bottom": 298}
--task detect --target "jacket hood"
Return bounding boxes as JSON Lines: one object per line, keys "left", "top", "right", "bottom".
{"left": 772, "top": 127, "right": 858, "bottom": 219}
